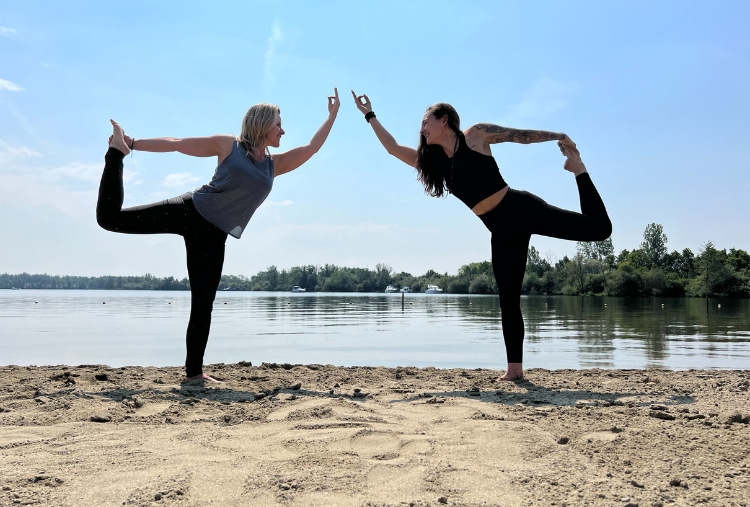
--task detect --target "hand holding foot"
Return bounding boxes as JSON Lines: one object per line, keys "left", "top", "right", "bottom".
{"left": 498, "top": 363, "right": 524, "bottom": 381}
{"left": 108, "top": 119, "right": 130, "bottom": 156}
{"left": 559, "top": 139, "right": 587, "bottom": 176}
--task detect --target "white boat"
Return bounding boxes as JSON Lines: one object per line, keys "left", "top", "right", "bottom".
{"left": 399, "top": 286, "right": 412, "bottom": 293}
{"left": 384, "top": 285, "right": 399, "bottom": 293}
{"left": 291, "top": 286, "right": 306, "bottom": 293}
{"left": 425, "top": 284, "right": 443, "bottom": 294}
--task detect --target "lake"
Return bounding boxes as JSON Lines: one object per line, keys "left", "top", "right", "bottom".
{"left": 1, "top": 290, "right": 749, "bottom": 370}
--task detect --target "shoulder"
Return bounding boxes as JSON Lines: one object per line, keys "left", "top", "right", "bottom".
{"left": 462, "top": 126, "right": 493, "bottom": 156}
{"left": 464, "top": 124, "right": 488, "bottom": 144}
{"left": 215, "top": 135, "right": 238, "bottom": 165}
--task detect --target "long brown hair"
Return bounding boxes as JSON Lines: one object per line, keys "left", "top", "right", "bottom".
{"left": 416, "top": 103, "right": 462, "bottom": 198}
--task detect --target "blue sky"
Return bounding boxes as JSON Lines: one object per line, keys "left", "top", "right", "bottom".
{"left": 1, "top": 1, "right": 748, "bottom": 278}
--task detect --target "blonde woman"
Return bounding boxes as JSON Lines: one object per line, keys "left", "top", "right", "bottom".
{"left": 97, "top": 89, "right": 340, "bottom": 382}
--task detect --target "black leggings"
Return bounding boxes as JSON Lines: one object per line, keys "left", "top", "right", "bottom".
{"left": 479, "top": 173, "right": 612, "bottom": 363}
{"left": 96, "top": 148, "right": 228, "bottom": 377}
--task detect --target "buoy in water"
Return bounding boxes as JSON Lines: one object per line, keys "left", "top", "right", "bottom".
{"left": 718, "top": 304, "right": 721, "bottom": 308}
{"left": 102, "top": 302, "right": 106, "bottom": 304}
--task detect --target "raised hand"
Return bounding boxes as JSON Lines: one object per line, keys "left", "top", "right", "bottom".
{"left": 328, "top": 88, "right": 340, "bottom": 116}
{"left": 351, "top": 90, "right": 372, "bottom": 115}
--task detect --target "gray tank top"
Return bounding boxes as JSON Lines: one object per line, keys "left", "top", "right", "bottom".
{"left": 191, "top": 140, "right": 274, "bottom": 238}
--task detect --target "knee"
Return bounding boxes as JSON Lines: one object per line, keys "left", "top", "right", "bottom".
{"left": 498, "top": 294, "right": 521, "bottom": 313}
{"left": 96, "top": 208, "right": 116, "bottom": 232}
{"left": 595, "top": 218, "right": 613, "bottom": 242}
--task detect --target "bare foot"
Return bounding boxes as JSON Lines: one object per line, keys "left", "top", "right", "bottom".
{"left": 182, "top": 373, "right": 222, "bottom": 383}
{"left": 558, "top": 140, "right": 586, "bottom": 176}
{"left": 498, "top": 363, "right": 524, "bottom": 382}
{"left": 109, "top": 119, "right": 130, "bottom": 155}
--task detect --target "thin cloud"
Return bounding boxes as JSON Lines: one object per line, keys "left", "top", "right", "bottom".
{"left": 265, "top": 199, "right": 293, "bottom": 206}
{"left": 0, "top": 174, "right": 97, "bottom": 217}
{"left": 48, "top": 162, "right": 104, "bottom": 183}
{"left": 163, "top": 172, "right": 201, "bottom": 188}
{"left": 275, "top": 222, "right": 400, "bottom": 237}
{"left": 263, "top": 20, "right": 284, "bottom": 92}
{"left": 0, "top": 78, "right": 24, "bottom": 92}
{"left": 0, "top": 142, "right": 41, "bottom": 163}
{"left": 0, "top": 27, "right": 16, "bottom": 37}
{"left": 501, "top": 77, "right": 578, "bottom": 125}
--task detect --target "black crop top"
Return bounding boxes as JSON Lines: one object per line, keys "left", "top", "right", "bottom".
{"left": 445, "top": 136, "right": 508, "bottom": 209}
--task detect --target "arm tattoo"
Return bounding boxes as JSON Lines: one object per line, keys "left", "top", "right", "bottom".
{"left": 474, "top": 123, "right": 565, "bottom": 144}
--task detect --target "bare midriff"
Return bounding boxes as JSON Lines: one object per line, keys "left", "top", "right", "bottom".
{"left": 472, "top": 186, "right": 509, "bottom": 216}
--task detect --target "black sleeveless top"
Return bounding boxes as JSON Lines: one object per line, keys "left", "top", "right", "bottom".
{"left": 444, "top": 136, "right": 508, "bottom": 209}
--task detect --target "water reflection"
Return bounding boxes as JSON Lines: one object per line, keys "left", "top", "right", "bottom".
{"left": 1, "top": 291, "right": 748, "bottom": 370}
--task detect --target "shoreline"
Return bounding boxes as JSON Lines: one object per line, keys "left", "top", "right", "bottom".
{"left": 1, "top": 364, "right": 749, "bottom": 506}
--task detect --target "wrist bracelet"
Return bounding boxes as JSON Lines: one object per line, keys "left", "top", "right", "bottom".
{"left": 129, "top": 138, "right": 135, "bottom": 150}
{"left": 365, "top": 111, "right": 376, "bottom": 123}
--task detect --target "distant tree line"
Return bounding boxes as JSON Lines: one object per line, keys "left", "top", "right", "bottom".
{"left": 0, "top": 273, "right": 191, "bottom": 291}
{"left": 522, "top": 223, "right": 750, "bottom": 298}
{"left": 3, "top": 223, "right": 748, "bottom": 297}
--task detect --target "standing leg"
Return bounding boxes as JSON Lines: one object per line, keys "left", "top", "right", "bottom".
{"left": 183, "top": 227, "right": 227, "bottom": 380}
{"left": 491, "top": 231, "right": 531, "bottom": 380}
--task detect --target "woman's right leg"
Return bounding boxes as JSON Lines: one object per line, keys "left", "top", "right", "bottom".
{"left": 529, "top": 172, "right": 612, "bottom": 242}
{"left": 97, "top": 148, "right": 191, "bottom": 235}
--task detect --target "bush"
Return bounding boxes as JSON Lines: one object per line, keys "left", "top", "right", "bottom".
{"left": 469, "top": 274, "right": 494, "bottom": 294}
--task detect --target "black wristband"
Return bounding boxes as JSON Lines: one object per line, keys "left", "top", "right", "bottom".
{"left": 365, "top": 111, "right": 376, "bottom": 123}
{"left": 129, "top": 138, "right": 135, "bottom": 150}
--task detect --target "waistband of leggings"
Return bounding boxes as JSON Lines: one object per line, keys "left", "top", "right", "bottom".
{"left": 478, "top": 187, "right": 514, "bottom": 225}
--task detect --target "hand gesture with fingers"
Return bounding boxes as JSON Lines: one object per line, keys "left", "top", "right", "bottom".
{"left": 328, "top": 88, "right": 340, "bottom": 116}
{"left": 351, "top": 90, "right": 372, "bottom": 115}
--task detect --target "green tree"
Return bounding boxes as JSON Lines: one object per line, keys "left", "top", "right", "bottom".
{"left": 641, "top": 223, "right": 668, "bottom": 268}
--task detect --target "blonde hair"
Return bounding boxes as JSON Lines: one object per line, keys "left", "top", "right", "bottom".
{"left": 238, "top": 103, "right": 280, "bottom": 157}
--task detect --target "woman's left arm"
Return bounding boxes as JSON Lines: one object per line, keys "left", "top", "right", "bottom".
{"left": 468, "top": 123, "right": 578, "bottom": 153}
{"left": 273, "top": 88, "right": 340, "bottom": 177}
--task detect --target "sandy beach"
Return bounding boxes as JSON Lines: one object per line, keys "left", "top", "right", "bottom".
{"left": 0, "top": 363, "right": 748, "bottom": 507}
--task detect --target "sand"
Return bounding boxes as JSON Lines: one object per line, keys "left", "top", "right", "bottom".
{"left": 0, "top": 363, "right": 749, "bottom": 507}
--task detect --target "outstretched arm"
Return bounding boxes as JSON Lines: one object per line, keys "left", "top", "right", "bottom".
{"left": 351, "top": 90, "right": 417, "bottom": 168}
{"left": 469, "top": 123, "right": 578, "bottom": 154}
{"left": 272, "top": 88, "right": 340, "bottom": 177}
{"left": 131, "top": 135, "right": 234, "bottom": 159}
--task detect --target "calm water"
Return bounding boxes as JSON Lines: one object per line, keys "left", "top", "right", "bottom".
{"left": 1, "top": 290, "right": 749, "bottom": 370}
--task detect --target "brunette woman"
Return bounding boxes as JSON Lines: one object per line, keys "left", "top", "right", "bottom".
{"left": 97, "top": 89, "right": 340, "bottom": 382}
{"left": 351, "top": 91, "right": 611, "bottom": 380}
